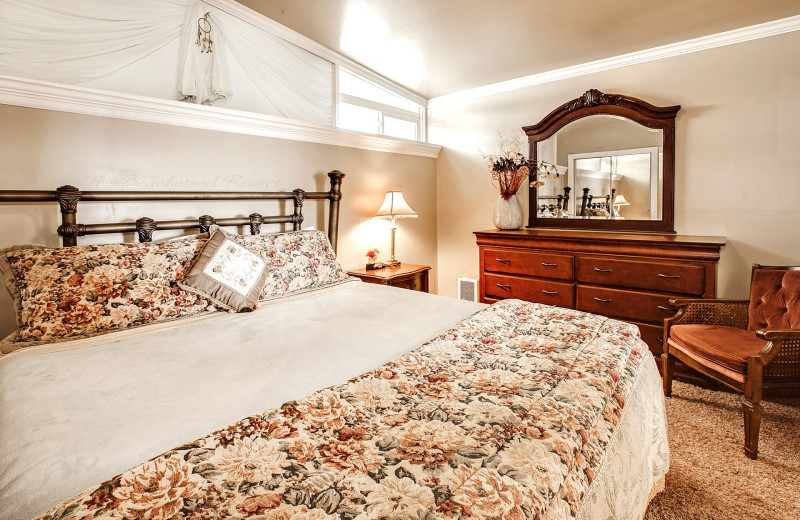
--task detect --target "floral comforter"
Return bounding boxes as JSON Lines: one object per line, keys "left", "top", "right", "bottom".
{"left": 39, "top": 300, "right": 649, "bottom": 520}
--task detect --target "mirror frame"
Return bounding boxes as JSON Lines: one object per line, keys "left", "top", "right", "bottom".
{"left": 524, "top": 89, "right": 680, "bottom": 233}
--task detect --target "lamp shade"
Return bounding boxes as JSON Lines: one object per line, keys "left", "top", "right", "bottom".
{"left": 374, "top": 191, "right": 418, "bottom": 219}
{"left": 613, "top": 194, "right": 630, "bottom": 206}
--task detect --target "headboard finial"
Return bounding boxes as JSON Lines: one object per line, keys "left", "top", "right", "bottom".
{"left": 136, "top": 217, "right": 157, "bottom": 243}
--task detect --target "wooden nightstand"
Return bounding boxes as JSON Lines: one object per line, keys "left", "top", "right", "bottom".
{"left": 347, "top": 263, "right": 431, "bottom": 293}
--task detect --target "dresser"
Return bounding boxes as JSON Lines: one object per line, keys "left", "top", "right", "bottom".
{"left": 475, "top": 229, "right": 725, "bottom": 384}
{"left": 347, "top": 263, "right": 430, "bottom": 293}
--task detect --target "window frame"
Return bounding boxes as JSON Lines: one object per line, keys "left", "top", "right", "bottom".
{"left": 334, "top": 65, "right": 426, "bottom": 142}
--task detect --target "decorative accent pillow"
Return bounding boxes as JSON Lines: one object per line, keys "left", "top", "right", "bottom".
{"left": 178, "top": 230, "right": 269, "bottom": 312}
{"left": 0, "top": 235, "right": 216, "bottom": 350}
{"left": 220, "top": 228, "right": 352, "bottom": 300}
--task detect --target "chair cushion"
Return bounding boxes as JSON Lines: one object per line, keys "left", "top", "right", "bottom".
{"left": 669, "top": 324, "right": 766, "bottom": 374}
{"left": 748, "top": 268, "right": 800, "bottom": 330}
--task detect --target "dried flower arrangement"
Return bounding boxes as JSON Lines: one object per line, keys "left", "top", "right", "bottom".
{"left": 482, "top": 132, "right": 531, "bottom": 200}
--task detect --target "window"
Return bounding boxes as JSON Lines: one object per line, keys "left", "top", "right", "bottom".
{"left": 336, "top": 67, "right": 424, "bottom": 141}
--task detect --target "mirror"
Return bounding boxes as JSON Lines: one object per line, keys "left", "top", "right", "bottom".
{"left": 524, "top": 89, "right": 680, "bottom": 233}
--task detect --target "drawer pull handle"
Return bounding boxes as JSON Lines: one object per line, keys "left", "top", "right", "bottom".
{"left": 658, "top": 305, "right": 679, "bottom": 313}
{"left": 594, "top": 268, "right": 613, "bottom": 273}
{"left": 542, "top": 290, "right": 559, "bottom": 295}
{"left": 594, "top": 297, "right": 613, "bottom": 303}
{"left": 496, "top": 283, "right": 512, "bottom": 291}
{"left": 656, "top": 337, "right": 664, "bottom": 343}
{"left": 658, "top": 273, "right": 681, "bottom": 279}
{"left": 541, "top": 262, "right": 558, "bottom": 267}
{"left": 496, "top": 258, "right": 511, "bottom": 264}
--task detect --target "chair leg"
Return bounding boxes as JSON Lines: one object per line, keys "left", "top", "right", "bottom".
{"left": 742, "top": 398, "right": 763, "bottom": 459}
{"left": 661, "top": 352, "right": 674, "bottom": 397}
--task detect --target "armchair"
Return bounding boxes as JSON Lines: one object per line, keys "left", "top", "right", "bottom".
{"left": 662, "top": 264, "right": 800, "bottom": 459}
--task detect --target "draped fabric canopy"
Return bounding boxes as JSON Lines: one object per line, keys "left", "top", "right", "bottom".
{"left": 0, "top": 0, "right": 333, "bottom": 125}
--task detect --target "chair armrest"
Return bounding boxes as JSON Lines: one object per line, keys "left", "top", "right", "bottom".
{"left": 755, "top": 329, "right": 800, "bottom": 340}
{"left": 665, "top": 299, "right": 750, "bottom": 329}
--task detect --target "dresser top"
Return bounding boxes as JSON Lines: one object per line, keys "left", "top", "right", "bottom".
{"left": 474, "top": 228, "right": 726, "bottom": 247}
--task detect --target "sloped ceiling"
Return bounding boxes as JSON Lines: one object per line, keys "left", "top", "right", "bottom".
{"left": 239, "top": 0, "right": 800, "bottom": 99}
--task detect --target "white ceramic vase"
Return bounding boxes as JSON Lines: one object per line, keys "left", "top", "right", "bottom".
{"left": 493, "top": 194, "right": 523, "bottom": 229}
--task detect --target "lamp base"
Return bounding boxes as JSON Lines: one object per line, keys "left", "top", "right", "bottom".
{"left": 387, "top": 260, "right": 401, "bottom": 267}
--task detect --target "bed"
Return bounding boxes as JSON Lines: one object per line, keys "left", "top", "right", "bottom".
{"left": 0, "top": 173, "right": 668, "bottom": 520}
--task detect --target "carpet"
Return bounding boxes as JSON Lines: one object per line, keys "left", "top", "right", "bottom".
{"left": 644, "top": 381, "right": 800, "bottom": 520}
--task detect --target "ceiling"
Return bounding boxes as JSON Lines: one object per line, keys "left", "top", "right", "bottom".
{"left": 239, "top": 0, "right": 800, "bottom": 99}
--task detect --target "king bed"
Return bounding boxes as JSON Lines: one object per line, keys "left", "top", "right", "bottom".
{"left": 0, "top": 172, "right": 668, "bottom": 520}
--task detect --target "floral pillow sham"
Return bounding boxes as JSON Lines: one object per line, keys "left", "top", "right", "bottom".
{"left": 0, "top": 235, "right": 217, "bottom": 352}
{"left": 178, "top": 229, "right": 270, "bottom": 312}
{"left": 220, "top": 228, "right": 353, "bottom": 301}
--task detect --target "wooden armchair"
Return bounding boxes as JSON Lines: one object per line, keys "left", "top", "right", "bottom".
{"left": 662, "top": 264, "right": 800, "bottom": 459}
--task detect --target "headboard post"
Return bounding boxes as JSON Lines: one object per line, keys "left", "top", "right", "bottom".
{"left": 55, "top": 185, "right": 83, "bottom": 247}
{"left": 198, "top": 215, "right": 215, "bottom": 234}
{"left": 249, "top": 213, "right": 263, "bottom": 235}
{"left": 292, "top": 189, "right": 306, "bottom": 231}
{"left": 136, "top": 217, "right": 157, "bottom": 243}
{"left": 327, "top": 170, "right": 345, "bottom": 253}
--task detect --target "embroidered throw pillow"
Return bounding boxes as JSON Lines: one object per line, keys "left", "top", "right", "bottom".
{"left": 178, "top": 229, "right": 269, "bottom": 312}
{"left": 0, "top": 235, "right": 215, "bottom": 351}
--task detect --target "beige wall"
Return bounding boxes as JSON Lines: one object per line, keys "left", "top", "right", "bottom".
{"left": 0, "top": 105, "right": 438, "bottom": 336}
{"left": 430, "top": 31, "right": 800, "bottom": 300}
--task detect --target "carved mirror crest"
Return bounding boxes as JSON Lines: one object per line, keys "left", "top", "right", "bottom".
{"left": 524, "top": 89, "right": 680, "bottom": 233}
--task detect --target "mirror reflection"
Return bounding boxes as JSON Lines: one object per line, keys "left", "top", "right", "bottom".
{"left": 535, "top": 115, "right": 663, "bottom": 220}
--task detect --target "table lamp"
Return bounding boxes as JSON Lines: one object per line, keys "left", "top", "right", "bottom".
{"left": 374, "top": 191, "right": 418, "bottom": 266}
{"left": 612, "top": 194, "right": 630, "bottom": 218}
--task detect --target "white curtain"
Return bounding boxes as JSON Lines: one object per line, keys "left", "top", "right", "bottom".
{"left": 0, "top": 0, "right": 189, "bottom": 84}
{"left": 0, "top": 0, "right": 333, "bottom": 125}
{"left": 212, "top": 10, "right": 333, "bottom": 125}
{"left": 177, "top": 1, "right": 232, "bottom": 104}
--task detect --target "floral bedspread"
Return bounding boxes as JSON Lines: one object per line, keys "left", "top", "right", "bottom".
{"left": 38, "top": 300, "right": 648, "bottom": 520}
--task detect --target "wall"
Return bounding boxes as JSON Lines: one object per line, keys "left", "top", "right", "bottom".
{"left": 0, "top": 104, "right": 438, "bottom": 337}
{"left": 430, "top": 31, "right": 800, "bottom": 299}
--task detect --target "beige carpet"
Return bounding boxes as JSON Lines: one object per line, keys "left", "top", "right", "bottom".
{"left": 644, "top": 381, "right": 800, "bottom": 520}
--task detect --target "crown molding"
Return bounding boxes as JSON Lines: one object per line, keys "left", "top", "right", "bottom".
{"left": 429, "top": 14, "right": 800, "bottom": 107}
{"left": 0, "top": 75, "right": 441, "bottom": 158}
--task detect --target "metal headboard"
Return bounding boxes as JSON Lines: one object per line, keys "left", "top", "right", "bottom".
{"left": 0, "top": 170, "right": 345, "bottom": 252}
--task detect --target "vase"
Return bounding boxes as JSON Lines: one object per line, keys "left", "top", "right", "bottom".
{"left": 493, "top": 194, "right": 523, "bottom": 229}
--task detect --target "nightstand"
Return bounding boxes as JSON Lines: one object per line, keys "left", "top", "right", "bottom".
{"left": 347, "top": 263, "right": 430, "bottom": 293}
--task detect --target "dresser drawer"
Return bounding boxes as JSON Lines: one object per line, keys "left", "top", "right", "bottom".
{"left": 484, "top": 248, "right": 573, "bottom": 280}
{"left": 576, "top": 285, "right": 679, "bottom": 324}
{"left": 485, "top": 273, "right": 575, "bottom": 308}
{"left": 576, "top": 256, "right": 705, "bottom": 295}
{"left": 633, "top": 322, "right": 666, "bottom": 356}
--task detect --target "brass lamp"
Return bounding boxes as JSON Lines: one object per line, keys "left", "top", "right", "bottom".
{"left": 373, "top": 191, "right": 418, "bottom": 266}
{"left": 612, "top": 194, "right": 630, "bottom": 218}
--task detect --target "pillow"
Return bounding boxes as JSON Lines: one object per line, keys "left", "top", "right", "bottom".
{"left": 178, "top": 230, "right": 269, "bottom": 312}
{"left": 221, "top": 229, "right": 352, "bottom": 301}
{"left": 0, "top": 235, "right": 216, "bottom": 350}
{"left": 0, "top": 244, "right": 48, "bottom": 329}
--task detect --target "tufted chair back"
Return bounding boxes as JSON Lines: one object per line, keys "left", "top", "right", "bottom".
{"left": 748, "top": 266, "right": 800, "bottom": 331}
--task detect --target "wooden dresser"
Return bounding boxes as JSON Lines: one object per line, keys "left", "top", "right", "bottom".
{"left": 475, "top": 229, "right": 725, "bottom": 382}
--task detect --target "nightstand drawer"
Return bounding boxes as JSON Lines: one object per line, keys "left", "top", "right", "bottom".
{"left": 576, "top": 256, "right": 705, "bottom": 295}
{"left": 577, "top": 285, "right": 679, "bottom": 324}
{"left": 484, "top": 248, "right": 573, "bottom": 280}
{"left": 485, "top": 273, "right": 574, "bottom": 307}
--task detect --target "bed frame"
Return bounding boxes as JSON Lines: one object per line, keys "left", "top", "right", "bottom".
{"left": 0, "top": 170, "right": 345, "bottom": 252}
